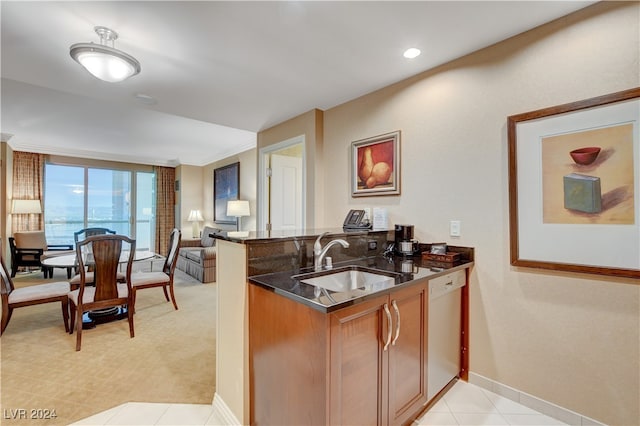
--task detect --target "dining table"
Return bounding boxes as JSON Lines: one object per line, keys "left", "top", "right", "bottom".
{"left": 41, "top": 250, "right": 159, "bottom": 279}
{"left": 41, "top": 250, "right": 162, "bottom": 329}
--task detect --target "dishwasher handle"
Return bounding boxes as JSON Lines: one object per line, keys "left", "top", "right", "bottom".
{"left": 430, "top": 276, "right": 466, "bottom": 300}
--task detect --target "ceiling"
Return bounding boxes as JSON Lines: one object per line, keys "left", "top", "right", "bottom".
{"left": 1, "top": 1, "right": 595, "bottom": 167}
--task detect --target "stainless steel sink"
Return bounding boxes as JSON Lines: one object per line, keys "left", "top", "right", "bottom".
{"left": 293, "top": 266, "right": 399, "bottom": 293}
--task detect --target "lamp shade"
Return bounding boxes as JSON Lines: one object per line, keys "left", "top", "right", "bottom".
{"left": 187, "top": 210, "right": 204, "bottom": 222}
{"left": 227, "top": 200, "right": 250, "bottom": 217}
{"left": 12, "top": 200, "right": 42, "bottom": 214}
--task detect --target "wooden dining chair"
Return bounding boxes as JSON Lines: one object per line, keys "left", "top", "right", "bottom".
{"left": 70, "top": 227, "right": 118, "bottom": 287}
{"left": 68, "top": 234, "right": 135, "bottom": 351}
{"left": 1, "top": 255, "right": 70, "bottom": 335}
{"left": 73, "top": 227, "right": 116, "bottom": 247}
{"left": 130, "top": 228, "right": 181, "bottom": 312}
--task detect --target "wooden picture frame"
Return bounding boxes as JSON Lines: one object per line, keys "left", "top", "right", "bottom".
{"left": 214, "top": 162, "right": 240, "bottom": 224}
{"left": 351, "top": 130, "right": 401, "bottom": 197}
{"left": 508, "top": 87, "right": 640, "bottom": 279}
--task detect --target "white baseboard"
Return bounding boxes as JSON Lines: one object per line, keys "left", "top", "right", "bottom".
{"left": 211, "top": 393, "right": 241, "bottom": 425}
{"left": 468, "top": 372, "right": 606, "bottom": 426}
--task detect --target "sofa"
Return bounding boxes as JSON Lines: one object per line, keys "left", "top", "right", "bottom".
{"left": 176, "top": 226, "right": 218, "bottom": 283}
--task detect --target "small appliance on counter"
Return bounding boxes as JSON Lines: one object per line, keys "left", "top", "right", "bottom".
{"left": 394, "top": 224, "right": 419, "bottom": 256}
{"left": 421, "top": 242, "right": 461, "bottom": 263}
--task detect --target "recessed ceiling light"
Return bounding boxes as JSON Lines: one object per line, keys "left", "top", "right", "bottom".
{"left": 403, "top": 48, "right": 421, "bottom": 59}
{"left": 134, "top": 93, "right": 157, "bottom": 105}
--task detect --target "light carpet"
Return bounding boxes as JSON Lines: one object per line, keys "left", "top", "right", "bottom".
{"left": 0, "top": 264, "right": 216, "bottom": 426}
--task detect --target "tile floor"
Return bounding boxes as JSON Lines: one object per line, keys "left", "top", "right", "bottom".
{"left": 415, "top": 381, "right": 567, "bottom": 426}
{"left": 73, "top": 380, "right": 567, "bottom": 425}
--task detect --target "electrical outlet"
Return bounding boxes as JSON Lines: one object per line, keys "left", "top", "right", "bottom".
{"left": 450, "top": 220, "right": 461, "bottom": 237}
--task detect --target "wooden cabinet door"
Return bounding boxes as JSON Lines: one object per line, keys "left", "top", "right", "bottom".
{"left": 387, "top": 282, "right": 428, "bottom": 425}
{"left": 329, "top": 294, "right": 389, "bottom": 426}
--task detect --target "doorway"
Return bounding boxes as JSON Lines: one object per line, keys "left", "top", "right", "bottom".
{"left": 258, "top": 135, "right": 305, "bottom": 232}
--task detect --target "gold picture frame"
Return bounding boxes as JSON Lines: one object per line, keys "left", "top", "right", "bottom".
{"left": 351, "top": 131, "right": 401, "bottom": 197}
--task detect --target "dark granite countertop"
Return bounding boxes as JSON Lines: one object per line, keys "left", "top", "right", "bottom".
{"left": 249, "top": 254, "right": 473, "bottom": 313}
{"left": 213, "top": 227, "right": 389, "bottom": 243}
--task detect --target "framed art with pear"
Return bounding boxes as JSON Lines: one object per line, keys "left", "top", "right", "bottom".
{"left": 508, "top": 87, "right": 640, "bottom": 279}
{"left": 351, "top": 130, "right": 401, "bottom": 197}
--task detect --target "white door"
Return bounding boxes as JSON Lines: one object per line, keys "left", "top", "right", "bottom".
{"left": 270, "top": 154, "right": 303, "bottom": 231}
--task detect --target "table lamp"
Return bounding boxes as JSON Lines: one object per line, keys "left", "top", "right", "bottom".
{"left": 12, "top": 199, "right": 42, "bottom": 231}
{"left": 227, "top": 200, "right": 250, "bottom": 231}
{"left": 187, "top": 209, "right": 204, "bottom": 238}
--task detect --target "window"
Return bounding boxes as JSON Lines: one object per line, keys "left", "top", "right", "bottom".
{"left": 44, "top": 164, "right": 155, "bottom": 249}
{"left": 44, "top": 164, "right": 84, "bottom": 245}
{"left": 87, "top": 168, "right": 131, "bottom": 236}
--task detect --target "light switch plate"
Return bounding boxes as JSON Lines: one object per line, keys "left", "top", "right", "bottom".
{"left": 450, "top": 220, "right": 461, "bottom": 237}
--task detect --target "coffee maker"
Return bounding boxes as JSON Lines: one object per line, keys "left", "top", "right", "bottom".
{"left": 394, "top": 224, "right": 418, "bottom": 256}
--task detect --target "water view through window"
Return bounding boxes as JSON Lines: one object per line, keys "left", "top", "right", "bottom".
{"left": 44, "top": 164, "right": 155, "bottom": 250}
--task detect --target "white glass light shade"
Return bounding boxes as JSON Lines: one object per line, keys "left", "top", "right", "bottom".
{"left": 187, "top": 210, "right": 204, "bottom": 222}
{"left": 227, "top": 200, "right": 250, "bottom": 217}
{"left": 70, "top": 43, "right": 141, "bottom": 83}
{"left": 12, "top": 199, "right": 42, "bottom": 214}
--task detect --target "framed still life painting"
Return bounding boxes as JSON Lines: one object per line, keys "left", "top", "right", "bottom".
{"left": 508, "top": 87, "right": 640, "bottom": 279}
{"left": 351, "top": 130, "right": 401, "bottom": 197}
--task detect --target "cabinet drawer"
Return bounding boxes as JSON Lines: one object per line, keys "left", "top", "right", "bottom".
{"left": 429, "top": 270, "right": 465, "bottom": 296}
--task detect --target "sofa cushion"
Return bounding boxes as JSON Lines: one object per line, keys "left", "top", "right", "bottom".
{"left": 185, "top": 250, "right": 203, "bottom": 263}
{"left": 181, "top": 246, "right": 216, "bottom": 264}
{"left": 179, "top": 247, "right": 200, "bottom": 259}
{"left": 200, "top": 226, "right": 220, "bottom": 247}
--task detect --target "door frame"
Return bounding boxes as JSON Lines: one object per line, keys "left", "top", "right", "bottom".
{"left": 258, "top": 135, "right": 306, "bottom": 232}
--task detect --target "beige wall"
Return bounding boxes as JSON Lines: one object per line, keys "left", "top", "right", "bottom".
{"left": 199, "top": 148, "right": 257, "bottom": 232}
{"left": 176, "top": 164, "right": 204, "bottom": 236}
{"left": 0, "top": 142, "right": 13, "bottom": 258}
{"left": 258, "top": 109, "right": 323, "bottom": 228}
{"left": 316, "top": 3, "right": 638, "bottom": 425}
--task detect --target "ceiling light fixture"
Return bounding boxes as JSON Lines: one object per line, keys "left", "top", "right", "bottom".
{"left": 403, "top": 48, "right": 421, "bottom": 59}
{"left": 70, "top": 26, "right": 141, "bottom": 83}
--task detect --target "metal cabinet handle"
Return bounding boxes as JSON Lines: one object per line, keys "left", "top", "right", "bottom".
{"left": 391, "top": 300, "right": 400, "bottom": 346}
{"left": 383, "top": 303, "right": 392, "bottom": 351}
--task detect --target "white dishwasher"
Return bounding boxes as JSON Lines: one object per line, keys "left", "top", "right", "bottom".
{"left": 427, "top": 269, "right": 466, "bottom": 400}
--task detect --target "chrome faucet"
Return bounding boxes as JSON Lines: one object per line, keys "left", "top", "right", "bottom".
{"left": 314, "top": 232, "right": 350, "bottom": 271}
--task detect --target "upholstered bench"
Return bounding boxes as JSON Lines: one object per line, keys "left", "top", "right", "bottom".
{"left": 176, "top": 226, "right": 218, "bottom": 283}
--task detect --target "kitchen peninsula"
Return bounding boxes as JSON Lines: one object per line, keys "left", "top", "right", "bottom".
{"left": 213, "top": 229, "right": 474, "bottom": 425}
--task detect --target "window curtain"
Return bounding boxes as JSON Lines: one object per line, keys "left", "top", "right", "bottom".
{"left": 154, "top": 166, "right": 176, "bottom": 256}
{"left": 11, "top": 152, "right": 45, "bottom": 233}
